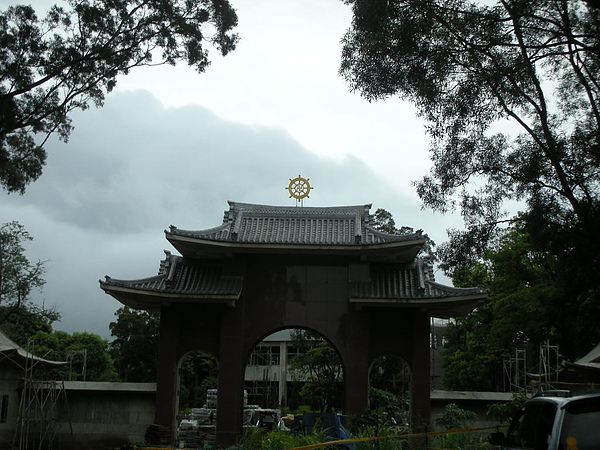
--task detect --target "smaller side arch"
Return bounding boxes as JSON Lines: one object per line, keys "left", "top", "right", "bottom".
{"left": 367, "top": 354, "right": 412, "bottom": 430}
{"left": 176, "top": 350, "right": 219, "bottom": 412}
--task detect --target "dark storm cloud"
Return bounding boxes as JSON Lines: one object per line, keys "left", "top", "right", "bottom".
{"left": 4, "top": 90, "right": 424, "bottom": 337}
{"left": 8, "top": 90, "right": 402, "bottom": 234}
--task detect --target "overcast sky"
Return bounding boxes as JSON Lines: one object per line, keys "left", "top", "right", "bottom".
{"left": 2, "top": 0, "right": 465, "bottom": 339}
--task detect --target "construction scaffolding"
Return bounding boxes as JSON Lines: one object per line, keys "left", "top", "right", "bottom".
{"left": 503, "top": 348, "right": 527, "bottom": 392}
{"left": 538, "top": 340, "right": 561, "bottom": 391}
{"left": 503, "top": 341, "right": 563, "bottom": 393}
{"left": 11, "top": 343, "right": 71, "bottom": 450}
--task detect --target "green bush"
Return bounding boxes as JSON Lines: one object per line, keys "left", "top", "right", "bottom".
{"left": 237, "top": 428, "right": 326, "bottom": 450}
{"left": 433, "top": 404, "right": 494, "bottom": 450}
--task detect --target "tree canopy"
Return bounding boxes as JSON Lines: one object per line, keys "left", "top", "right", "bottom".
{"left": 0, "top": 221, "right": 46, "bottom": 311}
{"left": 31, "top": 330, "right": 118, "bottom": 381}
{"left": 342, "top": 0, "right": 600, "bottom": 359}
{"left": 288, "top": 330, "right": 343, "bottom": 412}
{"left": 109, "top": 306, "right": 160, "bottom": 382}
{"left": 1, "top": 0, "right": 238, "bottom": 193}
{"left": 341, "top": 0, "right": 600, "bottom": 277}
{"left": 443, "top": 223, "right": 600, "bottom": 391}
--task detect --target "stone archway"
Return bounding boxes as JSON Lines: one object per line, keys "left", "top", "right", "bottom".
{"left": 101, "top": 201, "right": 486, "bottom": 446}
{"left": 150, "top": 263, "right": 434, "bottom": 446}
{"left": 245, "top": 328, "right": 346, "bottom": 412}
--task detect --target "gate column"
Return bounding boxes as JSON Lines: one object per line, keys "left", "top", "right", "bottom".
{"left": 410, "top": 312, "right": 431, "bottom": 430}
{"left": 216, "top": 311, "right": 245, "bottom": 447}
{"left": 155, "top": 306, "right": 180, "bottom": 439}
{"left": 344, "top": 313, "right": 370, "bottom": 415}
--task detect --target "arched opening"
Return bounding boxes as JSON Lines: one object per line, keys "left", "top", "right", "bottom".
{"left": 368, "top": 355, "right": 411, "bottom": 430}
{"left": 245, "top": 328, "right": 345, "bottom": 415}
{"left": 177, "top": 351, "right": 219, "bottom": 411}
{"left": 176, "top": 351, "right": 219, "bottom": 447}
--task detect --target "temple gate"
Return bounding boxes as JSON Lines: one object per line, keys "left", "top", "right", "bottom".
{"left": 101, "top": 201, "right": 485, "bottom": 446}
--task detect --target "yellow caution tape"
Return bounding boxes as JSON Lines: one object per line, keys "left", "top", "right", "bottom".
{"left": 288, "top": 425, "right": 508, "bottom": 450}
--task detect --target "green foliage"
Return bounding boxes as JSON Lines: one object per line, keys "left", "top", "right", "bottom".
{"left": 0, "top": 220, "right": 62, "bottom": 352}
{"left": 238, "top": 427, "right": 327, "bottom": 450}
{"left": 351, "top": 388, "right": 408, "bottom": 439}
{"left": 373, "top": 209, "right": 436, "bottom": 261}
{"left": 442, "top": 223, "right": 594, "bottom": 390}
{"left": 109, "top": 306, "right": 159, "bottom": 382}
{"left": 434, "top": 404, "right": 491, "bottom": 450}
{"left": 28, "top": 331, "right": 118, "bottom": 381}
{"left": 354, "top": 426, "right": 409, "bottom": 450}
{"left": 29, "top": 330, "right": 118, "bottom": 381}
{"left": 487, "top": 392, "right": 528, "bottom": 425}
{"left": 0, "top": 0, "right": 239, "bottom": 193}
{"left": 436, "top": 404, "right": 477, "bottom": 431}
{"left": 341, "top": 1, "right": 600, "bottom": 354}
{"left": 0, "top": 221, "right": 117, "bottom": 382}
{"left": 289, "top": 330, "right": 343, "bottom": 412}
{"left": 0, "top": 221, "right": 46, "bottom": 310}
{"left": 0, "top": 303, "right": 59, "bottom": 346}
{"left": 178, "top": 351, "right": 218, "bottom": 409}
{"left": 370, "top": 356, "right": 410, "bottom": 400}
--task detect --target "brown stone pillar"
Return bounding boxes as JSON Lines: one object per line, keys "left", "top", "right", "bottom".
{"left": 155, "top": 306, "right": 180, "bottom": 442}
{"left": 410, "top": 312, "right": 431, "bottom": 430}
{"left": 215, "top": 313, "right": 245, "bottom": 447}
{"left": 344, "top": 312, "right": 370, "bottom": 415}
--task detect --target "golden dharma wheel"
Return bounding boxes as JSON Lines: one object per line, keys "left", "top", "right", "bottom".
{"left": 286, "top": 175, "right": 313, "bottom": 199}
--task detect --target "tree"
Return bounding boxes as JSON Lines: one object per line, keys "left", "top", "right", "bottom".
{"left": 0, "top": 221, "right": 46, "bottom": 313}
{"left": 373, "top": 208, "right": 436, "bottom": 260}
{"left": 30, "top": 330, "right": 118, "bottom": 381}
{"left": 109, "top": 306, "right": 160, "bottom": 382}
{"left": 0, "top": 303, "right": 60, "bottom": 346}
{"left": 178, "top": 351, "right": 218, "bottom": 410}
{"left": 1, "top": 0, "right": 238, "bottom": 193}
{"left": 288, "top": 330, "right": 343, "bottom": 412}
{"left": 341, "top": 1, "right": 600, "bottom": 288}
{"left": 440, "top": 223, "right": 599, "bottom": 391}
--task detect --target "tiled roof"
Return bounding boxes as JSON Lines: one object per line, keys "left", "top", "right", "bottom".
{"left": 350, "top": 262, "right": 484, "bottom": 300}
{"left": 101, "top": 252, "right": 243, "bottom": 298}
{"left": 168, "top": 201, "right": 422, "bottom": 246}
{"left": 101, "top": 254, "right": 484, "bottom": 317}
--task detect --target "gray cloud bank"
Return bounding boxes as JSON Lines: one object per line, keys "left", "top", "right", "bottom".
{"left": 3, "top": 90, "right": 451, "bottom": 338}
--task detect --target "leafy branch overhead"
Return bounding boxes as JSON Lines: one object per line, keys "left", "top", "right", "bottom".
{"left": 0, "top": 0, "right": 239, "bottom": 193}
{"left": 341, "top": 0, "right": 600, "bottom": 276}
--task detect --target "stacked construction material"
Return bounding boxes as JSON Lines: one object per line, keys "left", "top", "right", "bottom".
{"left": 177, "top": 389, "right": 265, "bottom": 447}
{"left": 177, "top": 420, "right": 201, "bottom": 447}
{"left": 145, "top": 424, "right": 171, "bottom": 445}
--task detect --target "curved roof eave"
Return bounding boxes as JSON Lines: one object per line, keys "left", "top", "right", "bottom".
{"left": 99, "top": 284, "right": 238, "bottom": 311}
{"left": 349, "top": 293, "right": 486, "bottom": 319}
{"left": 0, "top": 331, "right": 67, "bottom": 367}
{"left": 166, "top": 233, "right": 427, "bottom": 261}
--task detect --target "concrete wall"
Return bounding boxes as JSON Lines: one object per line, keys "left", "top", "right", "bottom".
{"left": 1, "top": 381, "right": 156, "bottom": 450}
{"left": 430, "top": 390, "right": 513, "bottom": 429}
{"left": 0, "top": 364, "right": 24, "bottom": 449}
{"left": 55, "top": 382, "right": 156, "bottom": 449}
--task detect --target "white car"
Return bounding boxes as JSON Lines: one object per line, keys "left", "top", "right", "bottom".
{"left": 489, "top": 390, "right": 600, "bottom": 450}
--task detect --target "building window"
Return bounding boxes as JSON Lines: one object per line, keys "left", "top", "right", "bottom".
{"left": 248, "top": 345, "right": 280, "bottom": 366}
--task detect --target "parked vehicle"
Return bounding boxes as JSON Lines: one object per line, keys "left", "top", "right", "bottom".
{"left": 489, "top": 390, "right": 600, "bottom": 449}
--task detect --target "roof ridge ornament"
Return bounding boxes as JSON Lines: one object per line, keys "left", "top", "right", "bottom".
{"left": 286, "top": 175, "right": 313, "bottom": 206}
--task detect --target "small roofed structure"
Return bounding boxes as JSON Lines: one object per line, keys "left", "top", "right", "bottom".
{"left": 571, "top": 344, "right": 600, "bottom": 372}
{"left": 100, "top": 201, "right": 486, "bottom": 446}
{"left": 0, "top": 331, "right": 66, "bottom": 370}
{"left": 0, "top": 329, "right": 66, "bottom": 449}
